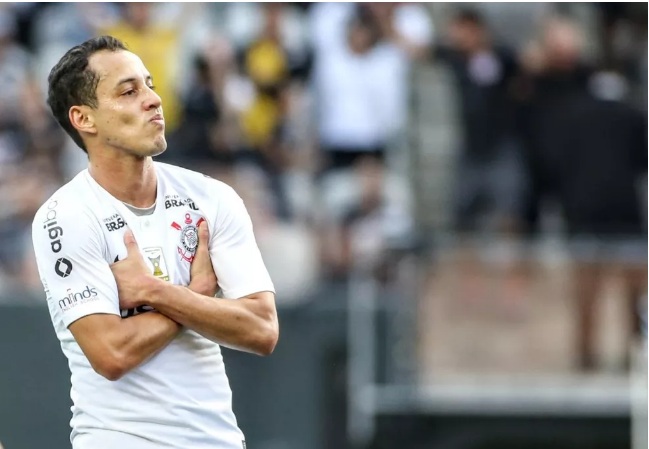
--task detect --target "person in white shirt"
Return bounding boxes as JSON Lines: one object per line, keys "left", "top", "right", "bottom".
{"left": 31, "top": 35, "right": 278, "bottom": 449}
{"left": 309, "top": 2, "right": 432, "bottom": 170}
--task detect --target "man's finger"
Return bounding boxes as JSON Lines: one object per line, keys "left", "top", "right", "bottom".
{"left": 197, "top": 221, "right": 209, "bottom": 254}
{"left": 123, "top": 229, "right": 140, "bottom": 257}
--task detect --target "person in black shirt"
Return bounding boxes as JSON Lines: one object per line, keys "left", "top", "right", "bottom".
{"left": 517, "top": 17, "right": 594, "bottom": 234}
{"left": 431, "top": 9, "right": 530, "bottom": 318}
{"left": 432, "top": 9, "right": 526, "bottom": 234}
{"left": 555, "top": 71, "right": 647, "bottom": 370}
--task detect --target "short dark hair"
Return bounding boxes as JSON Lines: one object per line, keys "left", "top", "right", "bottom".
{"left": 47, "top": 35, "right": 128, "bottom": 153}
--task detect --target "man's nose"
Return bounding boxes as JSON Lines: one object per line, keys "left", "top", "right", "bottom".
{"left": 144, "top": 87, "right": 162, "bottom": 110}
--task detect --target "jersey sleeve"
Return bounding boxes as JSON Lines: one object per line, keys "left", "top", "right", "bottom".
{"left": 31, "top": 199, "right": 120, "bottom": 328}
{"left": 208, "top": 183, "right": 275, "bottom": 299}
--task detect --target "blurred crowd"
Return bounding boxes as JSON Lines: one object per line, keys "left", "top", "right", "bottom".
{"left": 0, "top": 3, "right": 646, "bottom": 369}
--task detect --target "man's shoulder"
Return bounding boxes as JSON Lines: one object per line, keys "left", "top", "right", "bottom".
{"left": 32, "top": 172, "right": 95, "bottom": 228}
{"left": 155, "top": 162, "right": 238, "bottom": 198}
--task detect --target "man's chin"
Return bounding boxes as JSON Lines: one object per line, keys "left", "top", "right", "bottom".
{"left": 149, "top": 139, "right": 168, "bottom": 158}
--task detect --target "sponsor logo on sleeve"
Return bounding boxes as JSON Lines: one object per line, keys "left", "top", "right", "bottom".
{"left": 170, "top": 214, "right": 205, "bottom": 262}
{"left": 54, "top": 257, "right": 73, "bottom": 278}
{"left": 43, "top": 200, "right": 63, "bottom": 253}
{"left": 103, "top": 214, "right": 127, "bottom": 232}
{"left": 58, "top": 285, "right": 98, "bottom": 311}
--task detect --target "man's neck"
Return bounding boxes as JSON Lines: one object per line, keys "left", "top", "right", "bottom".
{"left": 88, "top": 154, "right": 158, "bottom": 208}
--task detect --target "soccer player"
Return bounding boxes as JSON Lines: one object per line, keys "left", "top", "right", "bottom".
{"left": 31, "top": 36, "right": 278, "bottom": 449}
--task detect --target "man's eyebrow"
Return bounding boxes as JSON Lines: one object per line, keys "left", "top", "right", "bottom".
{"left": 115, "top": 75, "right": 154, "bottom": 87}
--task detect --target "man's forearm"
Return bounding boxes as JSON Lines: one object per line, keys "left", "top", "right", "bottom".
{"left": 113, "top": 312, "right": 182, "bottom": 373}
{"left": 146, "top": 281, "right": 277, "bottom": 356}
{"left": 71, "top": 310, "right": 181, "bottom": 381}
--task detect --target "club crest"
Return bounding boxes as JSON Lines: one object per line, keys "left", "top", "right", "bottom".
{"left": 171, "top": 213, "right": 205, "bottom": 262}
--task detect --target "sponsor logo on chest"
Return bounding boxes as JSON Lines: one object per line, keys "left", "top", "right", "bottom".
{"left": 164, "top": 194, "right": 198, "bottom": 211}
{"left": 103, "top": 213, "right": 127, "bottom": 232}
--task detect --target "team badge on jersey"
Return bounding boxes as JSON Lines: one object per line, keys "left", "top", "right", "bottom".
{"left": 171, "top": 213, "right": 205, "bottom": 262}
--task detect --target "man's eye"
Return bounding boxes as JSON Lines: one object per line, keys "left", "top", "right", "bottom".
{"left": 148, "top": 85, "right": 156, "bottom": 91}
{"left": 122, "top": 90, "right": 136, "bottom": 96}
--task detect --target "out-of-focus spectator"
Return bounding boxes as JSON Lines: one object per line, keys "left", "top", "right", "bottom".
{"left": 164, "top": 35, "right": 238, "bottom": 177}
{"left": 0, "top": 9, "right": 31, "bottom": 132}
{"left": 310, "top": 2, "right": 431, "bottom": 173}
{"left": 428, "top": 8, "right": 532, "bottom": 318}
{"left": 554, "top": 70, "right": 647, "bottom": 370}
{"left": 240, "top": 4, "right": 290, "bottom": 151}
{"left": 4, "top": 3, "right": 49, "bottom": 51}
{"left": 101, "top": 3, "right": 183, "bottom": 131}
{"left": 0, "top": 10, "right": 39, "bottom": 288}
{"left": 32, "top": 3, "right": 119, "bottom": 91}
{"left": 592, "top": 3, "right": 648, "bottom": 112}
{"left": 30, "top": 3, "right": 121, "bottom": 180}
{"left": 233, "top": 166, "right": 319, "bottom": 304}
{"left": 518, "top": 16, "right": 593, "bottom": 234}
{"left": 339, "top": 157, "right": 414, "bottom": 280}
{"left": 432, "top": 8, "right": 526, "bottom": 233}
{"left": 18, "top": 78, "right": 67, "bottom": 179}
{"left": 236, "top": 3, "right": 299, "bottom": 221}
{"left": 594, "top": 3, "right": 647, "bottom": 72}
{"left": 309, "top": 2, "right": 430, "bottom": 279}
{"left": 0, "top": 75, "right": 66, "bottom": 293}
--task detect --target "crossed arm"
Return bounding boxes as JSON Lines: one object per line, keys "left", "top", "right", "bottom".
{"left": 69, "top": 222, "right": 278, "bottom": 381}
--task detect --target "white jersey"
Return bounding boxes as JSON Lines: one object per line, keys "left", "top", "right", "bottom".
{"left": 31, "top": 162, "right": 274, "bottom": 449}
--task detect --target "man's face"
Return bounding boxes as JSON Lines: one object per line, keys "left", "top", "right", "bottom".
{"left": 348, "top": 22, "right": 374, "bottom": 55}
{"left": 449, "top": 20, "right": 484, "bottom": 53}
{"left": 86, "top": 50, "right": 166, "bottom": 157}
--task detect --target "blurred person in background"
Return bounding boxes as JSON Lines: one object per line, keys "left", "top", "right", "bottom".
{"left": 101, "top": 3, "right": 183, "bottom": 131}
{"left": 163, "top": 36, "right": 238, "bottom": 178}
{"left": 594, "top": 3, "right": 647, "bottom": 74}
{"left": 432, "top": 8, "right": 526, "bottom": 235}
{"left": 518, "top": 16, "right": 593, "bottom": 234}
{"left": 310, "top": 2, "right": 430, "bottom": 173}
{"left": 520, "top": 15, "right": 647, "bottom": 370}
{"left": 0, "top": 8, "right": 31, "bottom": 136}
{"left": 592, "top": 2, "right": 648, "bottom": 112}
{"left": 31, "top": 3, "right": 119, "bottom": 74}
{"left": 31, "top": 36, "right": 277, "bottom": 448}
{"left": 309, "top": 2, "right": 430, "bottom": 279}
{"left": 30, "top": 3, "right": 122, "bottom": 180}
{"left": 554, "top": 69, "right": 647, "bottom": 371}
{"left": 0, "top": 7, "right": 31, "bottom": 283}
{"left": 338, "top": 156, "right": 414, "bottom": 281}
{"left": 236, "top": 3, "right": 301, "bottom": 221}
{"left": 0, "top": 8, "right": 66, "bottom": 292}
{"left": 430, "top": 8, "right": 529, "bottom": 314}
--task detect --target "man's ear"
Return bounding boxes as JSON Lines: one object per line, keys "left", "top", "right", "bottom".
{"left": 69, "top": 105, "right": 97, "bottom": 136}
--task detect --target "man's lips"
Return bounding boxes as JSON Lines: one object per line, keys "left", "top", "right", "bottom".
{"left": 149, "top": 114, "right": 164, "bottom": 124}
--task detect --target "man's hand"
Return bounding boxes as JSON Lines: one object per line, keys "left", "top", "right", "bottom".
{"left": 111, "top": 230, "right": 157, "bottom": 310}
{"left": 188, "top": 221, "right": 218, "bottom": 297}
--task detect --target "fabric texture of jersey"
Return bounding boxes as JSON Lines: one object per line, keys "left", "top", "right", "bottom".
{"left": 31, "top": 162, "right": 274, "bottom": 449}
